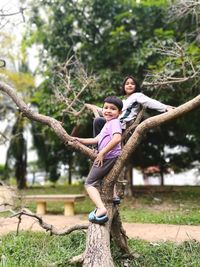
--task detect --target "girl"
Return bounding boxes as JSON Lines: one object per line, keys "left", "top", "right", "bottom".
{"left": 85, "top": 75, "right": 173, "bottom": 136}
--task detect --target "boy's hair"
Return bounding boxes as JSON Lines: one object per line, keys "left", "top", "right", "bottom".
{"left": 103, "top": 96, "right": 123, "bottom": 111}
{"left": 121, "top": 75, "right": 141, "bottom": 95}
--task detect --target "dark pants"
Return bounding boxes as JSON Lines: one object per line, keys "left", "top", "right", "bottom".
{"left": 93, "top": 117, "right": 106, "bottom": 137}
{"left": 85, "top": 158, "right": 117, "bottom": 187}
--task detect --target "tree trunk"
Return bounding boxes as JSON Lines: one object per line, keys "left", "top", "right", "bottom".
{"left": 82, "top": 203, "right": 131, "bottom": 266}
{"left": 111, "top": 209, "right": 130, "bottom": 255}
{"left": 125, "top": 164, "right": 133, "bottom": 197}
{"left": 16, "top": 162, "right": 27, "bottom": 189}
{"left": 160, "top": 170, "right": 164, "bottom": 186}
{"left": 68, "top": 164, "right": 72, "bottom": 185}
{"left": 83, "top": 222, "right": 114, "bottom": 267}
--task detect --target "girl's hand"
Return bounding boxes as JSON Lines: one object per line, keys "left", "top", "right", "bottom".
{"left": 94, "top": 152, "right": 104, "bottom": 167}
{"left": 166, "top": 105, "right": 175, "bottom": 112}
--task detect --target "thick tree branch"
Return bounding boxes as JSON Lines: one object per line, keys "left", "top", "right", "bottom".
{"left": 0, "top": 81, "right": 96, "bottom": 160}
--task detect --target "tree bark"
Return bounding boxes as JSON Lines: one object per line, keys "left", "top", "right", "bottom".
{"left": 83, "top": 222, "right": 114, "bottom": 267}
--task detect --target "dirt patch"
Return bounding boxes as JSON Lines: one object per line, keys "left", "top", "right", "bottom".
{"left": 1, "top": 215, "right": 200, "bottom": 243}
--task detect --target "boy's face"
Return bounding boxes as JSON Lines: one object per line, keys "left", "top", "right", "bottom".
{"left": 102, "top": 102, "right": 121, "bottom": 121}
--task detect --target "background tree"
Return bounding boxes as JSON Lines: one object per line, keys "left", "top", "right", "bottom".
{"left": 0, "top": 32, "right": 35, "bottom": 188}
{"left": 22, "top": 0, "right": 200, "bottom": 185}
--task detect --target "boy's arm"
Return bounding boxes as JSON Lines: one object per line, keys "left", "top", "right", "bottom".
{"left": 95, "top": 133, "right": 122, "bottom": 167}
{"left": 74, "top": 136, "right": 99, "bottom": 145}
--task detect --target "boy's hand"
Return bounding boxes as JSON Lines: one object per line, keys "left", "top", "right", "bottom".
{"left": 68, "top": 137, "right": 79, "bottom": 145}
{"left": 94, "top": 152, "right": 104, "bottom": 167}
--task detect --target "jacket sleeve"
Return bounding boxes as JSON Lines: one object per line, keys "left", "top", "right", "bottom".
{"left": 136, "top": 93, "right": 167, "bottom": 112}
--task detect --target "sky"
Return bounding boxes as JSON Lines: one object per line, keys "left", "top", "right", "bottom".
{"left": 0, "top": 0, "right": 23, "bottom": 29}
{"left": 0, "top": 0, "right": 37, "bottom": 164}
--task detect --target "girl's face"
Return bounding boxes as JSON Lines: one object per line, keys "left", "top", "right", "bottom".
{"left": 102, "top": 102, "right": 121, "bottom": 121}
{"left": 124, "top": 78, "right": 136, "bottom": 96}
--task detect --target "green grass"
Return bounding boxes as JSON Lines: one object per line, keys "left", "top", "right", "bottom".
{"left": 1, "top": 231, "right": 200, "bottom": 267}
{"left": 119, "top": 186, "right": 200, "bottom": 225}
{"left": 2, "top": 185, "right": 200, "bottom": 225}
{"left": 0, "top": 231, "right": 85, "bottom": 267}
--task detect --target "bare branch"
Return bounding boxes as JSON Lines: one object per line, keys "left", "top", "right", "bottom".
{"left": 168, "top": 0, "right": 200, "bottom": 21}
{"left": 0, "top": 5, "right": 26, "bottom": 28}
{"left": 11, "top": 210, "right": 88, "bottom": 235}
{"left": 142, "top": 42, "right": 200, "bottom": 88}
{"left": 0, "top": 8, "right": 26, "bottom": 18}
{"left": 54, "top": 57, "right": 97, "bottom": 117}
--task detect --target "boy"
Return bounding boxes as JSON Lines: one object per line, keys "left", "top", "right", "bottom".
{"left": 74, "top": 96, "right": 123, "bottom": 224}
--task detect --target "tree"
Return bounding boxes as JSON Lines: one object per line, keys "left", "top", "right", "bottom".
{"left": 4, "top": 115, "right": 27, "bottom": 189}
{"left": 0, "top": 78, "right": 200, "bottom": 265}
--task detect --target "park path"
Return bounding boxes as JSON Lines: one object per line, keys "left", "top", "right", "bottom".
{"left": 1, "top": 214, "right": 200, "bottom": 243}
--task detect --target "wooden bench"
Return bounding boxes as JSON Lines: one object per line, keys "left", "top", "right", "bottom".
{"left": 23, "top": 194, "right": 85, "bottom": 216}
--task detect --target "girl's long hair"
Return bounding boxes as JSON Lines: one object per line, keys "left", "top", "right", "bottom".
{"left": 121, "top": 75, "right": 141, "bottom": 95}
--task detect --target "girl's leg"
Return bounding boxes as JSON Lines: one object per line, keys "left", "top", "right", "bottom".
{"left": 93, "top": 117, "right": 106, "bottom": 137}
{"left": 86, "top": 185, "right": 107, "bottom": 217}
{"left": 113, "top": 184, "right": 121, "bottom": 204}
{"left": 113, "top": 184, "right": 118, "bottom": 198}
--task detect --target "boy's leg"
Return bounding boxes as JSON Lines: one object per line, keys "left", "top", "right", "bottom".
{"left": 93, "top": 117, "right": 106, "bottom": 137}
{"left": 85, "top": 158, "right": 117, "bottom": 216}
{"left": 85, "top": 185, "right": 107, "bottom": 217}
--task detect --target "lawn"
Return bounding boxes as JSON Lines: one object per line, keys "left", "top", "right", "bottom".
{"left": 1, "top": 231, "right": 200, "bottom": 267}
{"left": 12, "top": 185, "right": 200, "bottom": 225}
{"left": 1, "top": 185, "right": 200, "bottom": 266}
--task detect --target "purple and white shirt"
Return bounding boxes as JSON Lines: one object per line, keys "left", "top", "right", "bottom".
{"left": 98, "top": 118, "right": 122, "bottom": 159}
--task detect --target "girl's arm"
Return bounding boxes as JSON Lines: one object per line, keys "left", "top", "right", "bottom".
{"left": 84, "top": 103, "right": 103, "bottom": 117}
{"left": 133, "top": 93, "right": 168, "bottom": 112}
{"left": 95, "top": 133, "right": 122, "bottom": 167}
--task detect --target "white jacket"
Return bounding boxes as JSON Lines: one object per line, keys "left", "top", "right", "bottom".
{"left": 119, "top": 92, "right": 167, "bottom": 129}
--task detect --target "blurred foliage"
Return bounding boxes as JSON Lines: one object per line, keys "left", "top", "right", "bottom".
{"left": 0, "top": 29, "right": 35, "bottom": 188}
{"left": 13, "top": 0, "right": 200, "bottom": 181}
